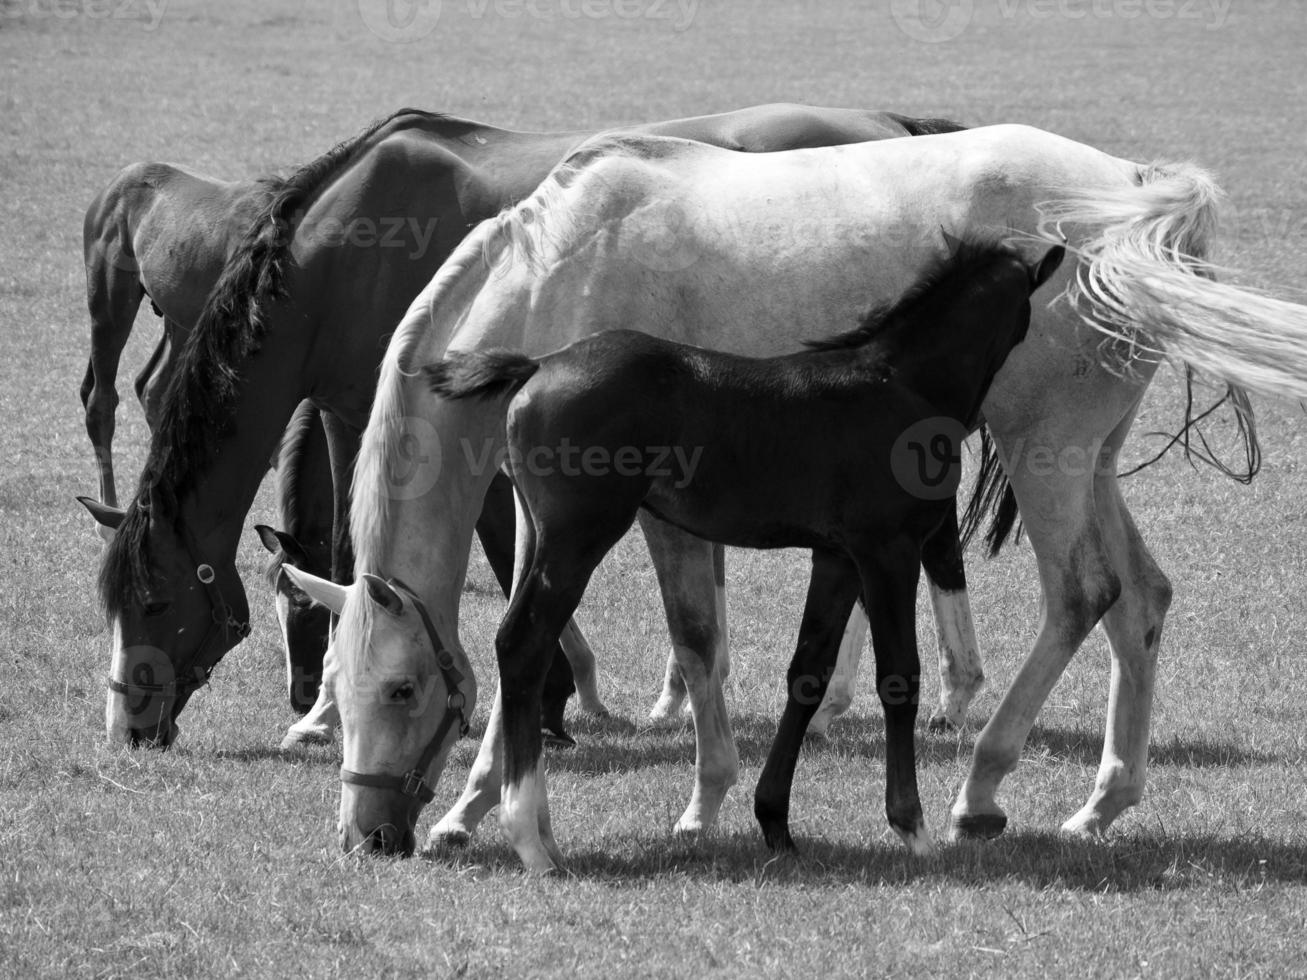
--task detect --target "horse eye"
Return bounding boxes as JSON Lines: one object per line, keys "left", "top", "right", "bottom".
{"left": 391, "top": 683, "right": 415, "bottom": 703}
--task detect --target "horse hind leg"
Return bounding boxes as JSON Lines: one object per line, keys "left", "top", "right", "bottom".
{"left": 949, "top": 466, "right": 1121, "bottom": 840}
{"left": 1062, "top": 416, "right": 1172, "bottom": 837}
{"left": 82, "top": 245, "right": 145, "bottom": 512}
{"left": 648, "top": 538, "right": 731, "bottom": 731}
{"left": 640, "top": 512, "right": 738, "bottom": 833}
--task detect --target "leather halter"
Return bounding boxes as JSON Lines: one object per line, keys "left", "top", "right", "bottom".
{"left": 107, "top": 521, "right": 251, "bottom": 701}
{"left": 338, "top": 579, "right": 471, "bottom": 805}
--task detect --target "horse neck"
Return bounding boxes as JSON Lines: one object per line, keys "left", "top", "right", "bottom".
{"left": 853, "top": 312, "right": 1012, "bottom": 426}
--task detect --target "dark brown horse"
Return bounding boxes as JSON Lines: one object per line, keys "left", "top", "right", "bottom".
{"left": 415, "top": 237, "right": 1063, "bottom": 868}
{"left": 78, "top": 162, "right": 336, "bottom": 714}
{"left": 86, "top": 104, "right": 972, "bottom": 750}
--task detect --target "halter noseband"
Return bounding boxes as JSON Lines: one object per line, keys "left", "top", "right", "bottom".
{"left": 107, "top": 522, "right": 251, "bottom": 701}
{"left": 338, "top": 579, "right": 471, "bottom": 805}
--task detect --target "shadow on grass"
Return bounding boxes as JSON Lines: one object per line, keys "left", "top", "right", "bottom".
{"left": 424, "top": 826, "right": 1307, "bottom": 892}
{"left": 546, "top": 712, "right": 1276, "bottom": 772}
{"left": 214, "top": 743, "right": 340, "bottom": 765}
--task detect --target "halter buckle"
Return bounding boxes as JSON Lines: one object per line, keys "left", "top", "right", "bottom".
{"left": 400, "top": 770, "right": 428, "bottom": 799}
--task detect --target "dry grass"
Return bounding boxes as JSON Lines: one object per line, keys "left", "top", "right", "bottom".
{"left": 2, "top": 1, "right": 1306, "bottom": 976}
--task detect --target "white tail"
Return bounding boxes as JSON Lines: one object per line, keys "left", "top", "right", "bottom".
{"left": 1045, "top": 164, "right": 1307, "bottom": 402}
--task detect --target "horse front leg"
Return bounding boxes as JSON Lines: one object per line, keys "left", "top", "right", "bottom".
{"left": 857, "top": 539, "right": 934, "bottom": 855}
{"left": 810, "top": 503, "right": 981, "bottom": 737}
{"left": 279, "top": 409, "right": 356, "bottom": 746}
{"left": 475, "top": 470, "right": 609, "bottom": 735}
{"left": 755, "top": 549, "right": 861, "bottom": 851}
{"left": 640, "top": 512, "right": 738, "bottom": 833}
{"left": 921, "top": 502, "right": 984, "bottom": 731}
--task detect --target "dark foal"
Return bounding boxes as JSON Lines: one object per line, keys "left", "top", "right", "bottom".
{"left": 426, "top": 238, "right": 1063, "bottom": 867}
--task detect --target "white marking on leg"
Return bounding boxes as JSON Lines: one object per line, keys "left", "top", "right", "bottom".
{"left": 430, "top": 684, "right": 504, "bottom": 848}
{"left": 672, "top": 647, "right": 738, "bottom": 834}
{"left": 927, "top": 582, "right": 983, "bottom": 730}
{"left": 105, "top": 618, "right": 130, "bottom": 743}
{"left": 500, "top": 760, "right": 557, "bottom": 874}
{"left": 893, "top": 818, "right": 938, "bottom": 857}
{"left": 275, "top": 591, "right": 293, "bottom": 700}
{"left": 809, "top": 605, "right": 867, "bottom": 737}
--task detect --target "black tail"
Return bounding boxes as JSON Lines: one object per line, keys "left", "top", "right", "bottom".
{"left": 424, "top": 350, "right": 541, "bottom": 401}
{"left": 888, "top": 113, "right": 968, "bottom": 137}
{"left": 959, "top": 426, "right": 1021, "bottom": 557}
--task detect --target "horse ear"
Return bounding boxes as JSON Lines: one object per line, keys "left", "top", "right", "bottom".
{"left": 282, "top": 565, "right": 348, "bottom": 614}
{"left": 77, "top": 495, "right": 125, "bottom": 530}
{"left": 362, "top": 573, "right": 405, "bottom": 616}
{"left": 254, "top": 524, "right": 282, "bottom": 554}
{"left": 1030, "top": 244, "right": 1066, "bottom": 291}
{"left": 939, "top": 227, "right": 964, "bottom": 253}
{"left": 254, "top": 524, "right": 309, "bottom": 565}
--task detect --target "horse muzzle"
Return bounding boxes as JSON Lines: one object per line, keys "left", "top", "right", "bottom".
{"left": 339, "top": 818, "right": 417, "bottom": 857}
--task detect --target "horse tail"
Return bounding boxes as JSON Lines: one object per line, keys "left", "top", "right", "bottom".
{"left": 424, "top": 350, "right": 541, "bottom": 401}
{"left": 1049, "top": 164, "right": 1307, "bottom": 406}
{"left": 959, "top": 425, "right": 1021, "bottom": 557}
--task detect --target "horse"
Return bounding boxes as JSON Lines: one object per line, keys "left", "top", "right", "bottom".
{"left": 78, "top": 161, "right": 337, "bottom": 713}
{"left": 401, "top": 236, "right": 1064, "bottom": 868}
{"left": 285, "top": 124, "right": 1307, "bottom": 857}
{"left": 87, "top": 104, "right": 979, "bottom": 749}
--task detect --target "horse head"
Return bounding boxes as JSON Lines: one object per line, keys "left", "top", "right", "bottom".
{"left": 82, "top": 486, "right": 250, "bottom": 748}
{"left": 283, "top": 565, "right": 478, "bottom": 856}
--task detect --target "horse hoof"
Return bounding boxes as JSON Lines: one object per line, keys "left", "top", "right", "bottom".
{"left": 543, "top": 728, "right": 577, "bottom": 750}
{"left": 428, "top": 827, "right": 472, "bottom": 850}
{"left": 926, "top": 713, "right": 959, "bottom": 733}
{"left": 1060, "top": 811, "right": 1106, "bottom": 839}
{"left": 949, "top": 812, "right": 1007, "bottom": 841}
{"left": 760, "top": 823, "right": 797, "bottom": 853}
{"left": 279, "top": 729, "right": 333, "bottom": 751}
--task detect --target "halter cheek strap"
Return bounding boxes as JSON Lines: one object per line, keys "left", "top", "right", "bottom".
{"left": 107, "top": 528, "right": 251, "bottom": 701}
{"left": 338, "top": 580, "right": 471, "bottom": 805}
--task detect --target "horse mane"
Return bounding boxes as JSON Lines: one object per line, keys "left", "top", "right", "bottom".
{"left": 99, "top": 108, "right": 453, "bottom": 616}
{"left": 803, "top": 234, "right": 1020, "bottom": 353}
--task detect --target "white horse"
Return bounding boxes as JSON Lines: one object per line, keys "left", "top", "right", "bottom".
{"left": 287, "top": 125, "right": 1307, "bottom": 864}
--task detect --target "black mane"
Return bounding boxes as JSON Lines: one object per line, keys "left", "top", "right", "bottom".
{"left": 804, "top": 235, "right": 1020, "bottom": 354}
{"left": 99, "top": 108, "right": 454, "bottom": 616}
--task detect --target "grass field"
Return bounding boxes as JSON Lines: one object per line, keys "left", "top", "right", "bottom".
{"left": 3, "top": 0, "right": 1307, "bottom": 976}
